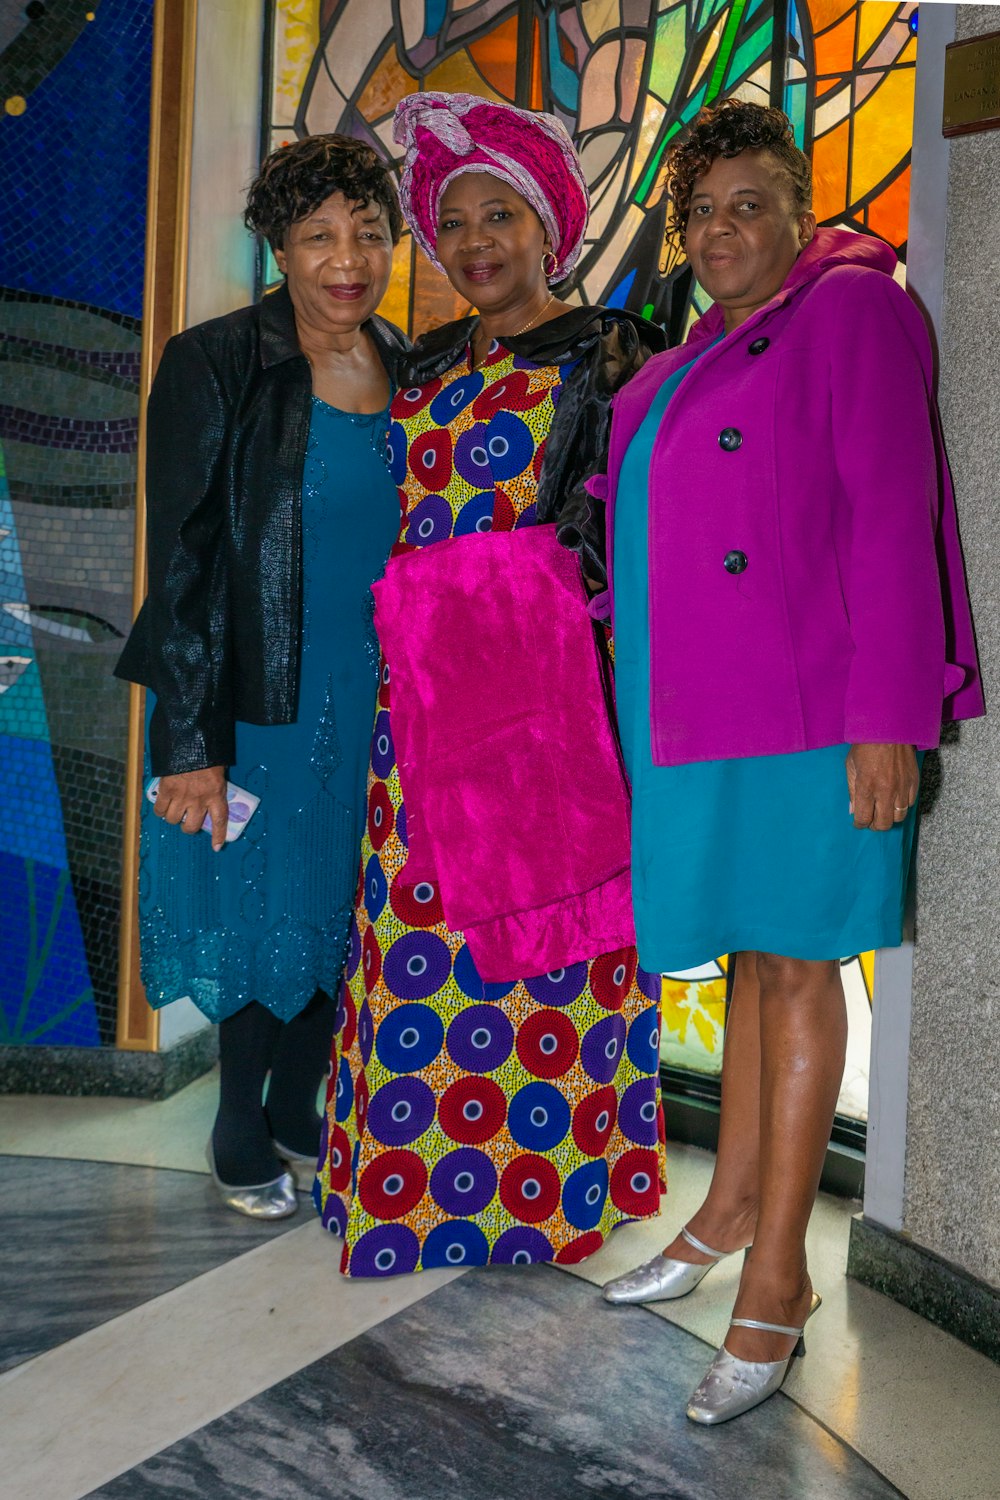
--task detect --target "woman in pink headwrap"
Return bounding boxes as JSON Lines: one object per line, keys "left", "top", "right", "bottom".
{"left": 314, "top": 93, "right": 667, "bottom": 1279}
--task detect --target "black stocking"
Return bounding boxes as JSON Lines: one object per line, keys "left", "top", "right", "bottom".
{"left": 211, "top": 1001, "right": 283, "bottom": 1186}
{"left": 265, "top": 986, "right": 339, "bottom": 1158}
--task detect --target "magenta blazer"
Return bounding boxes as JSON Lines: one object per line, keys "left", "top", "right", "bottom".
{"left": 596, "top": 228, "right": 983, "bottom": 766}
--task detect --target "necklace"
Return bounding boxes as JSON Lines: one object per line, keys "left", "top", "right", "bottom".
{"left": 472, "top": 294, "right": 556, "bottom": 369}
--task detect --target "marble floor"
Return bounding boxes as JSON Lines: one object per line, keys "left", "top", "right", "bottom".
{"left": 1, "top": 1072, "right": 998, "bottom": 1500}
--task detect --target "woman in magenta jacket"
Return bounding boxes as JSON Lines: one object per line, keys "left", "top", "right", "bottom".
{"left": 599, "top": 100, "right": 983, "bottom": 1424}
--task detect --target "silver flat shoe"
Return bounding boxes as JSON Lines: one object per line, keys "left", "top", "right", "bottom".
{"left": 602, "top": 1226, "right": 736, "bottom": 1304}
{"left": 686, "top": 1292, "right": 822, "bottom": 1425}
{"left": 205, "top": 1140, "right": 299, "bottom": 1220}
{"left": 271, "top": 1137, "right": 320, "bottom": 1166}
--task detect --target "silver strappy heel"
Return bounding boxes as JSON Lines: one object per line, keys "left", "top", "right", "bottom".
{"left": 602, "top": 1225, "right": 738, "bottom": 1305}
{"left": 686, "top": 1292, "right": 822, "bottom": 1424}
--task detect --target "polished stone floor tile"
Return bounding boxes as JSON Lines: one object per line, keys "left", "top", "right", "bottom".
{"left": 0, "top": 1222, "right": 462, "bottom": 1500}
{"left": 89, "top": 1266, "right": 902, "bottom": 1500}
{"left": 561, "top": 1151, "right": 1000, "bottom": 1500}
{"left": 0, "top": 1155, "right": 305, "bottom": 1371}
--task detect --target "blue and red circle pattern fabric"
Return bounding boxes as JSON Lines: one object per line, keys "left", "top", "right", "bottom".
{"left": 314, "top": 342, "right": 666, "bottom": 1275}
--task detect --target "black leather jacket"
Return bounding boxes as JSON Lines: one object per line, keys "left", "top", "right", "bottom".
{"left": 115, "top": 283, "right": 410, "bottom": 776}
{"left": 403, "top": 305, "right": 665, "bottom": 584}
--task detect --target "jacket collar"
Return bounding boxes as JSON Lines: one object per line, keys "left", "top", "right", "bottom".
{"left": 687, "top": 226, "right": 899, "bottom": 344}
{"left": 258, "top": 279, "right": 412, "bottom": 372}
{"left": 259, "top": 281, "right": 302, "bottom": 367}
{"left": 403, "top": 305, "right": 664, "bottom": 384}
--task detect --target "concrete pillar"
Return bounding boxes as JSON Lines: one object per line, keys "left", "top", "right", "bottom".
{"left": 849, "top": 3, "right": 1000, "bottom": 1359}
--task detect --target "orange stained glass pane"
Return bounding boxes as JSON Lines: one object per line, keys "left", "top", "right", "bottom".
{"left": 865, "top": 162, "right": 910, "bottom": 248}
{"left": 811, "top": 114, "right": 850, "bottom": 223}
{"left": 468, "top": 15, "right": 519, "bottom": 103}
{"left": 857, "top": 0, "right": 894, "bottom": 62}
{"left": 531, "top": 18, "right": 544, "bottom": 109}
{"left": 427, "top": 46, "right": 507, "bottom": 101}
{"left": 811, "top": 9, "right": 857, "bottom": 77}
{"left": 804, "top": 0, "right": 855, "bottom": 37}
{"left": 358, "top": 47, "right": 418, "bottom": 121}
{"left": 849, "top": 64, "right": 915, "bottom": 204}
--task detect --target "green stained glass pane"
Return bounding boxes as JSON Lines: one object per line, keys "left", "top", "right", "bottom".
{"left": 706, "top": 0, "right": 748, "bottom": 102}
{"left": 784, "top": 78, "right": 807, "bottom": 147}
{"left": 648, "top": 5, "right": 689, "bottom": 104}
{"left": 680, "top": 81, "right": 708, "bottom": 123}
{"left": 725, "top": 18, "right": 772, "bottom": 89}
{"left": 697, "top": 0, "right": 730, "bottom": 30}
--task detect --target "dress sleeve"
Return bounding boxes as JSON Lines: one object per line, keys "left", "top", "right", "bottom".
{"left": 140, "top": 330, "right": 236, "bottom": 776}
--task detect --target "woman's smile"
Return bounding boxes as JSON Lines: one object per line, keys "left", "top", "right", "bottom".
{"left": 460, "top": 259, "right": 503, "bottom": 284}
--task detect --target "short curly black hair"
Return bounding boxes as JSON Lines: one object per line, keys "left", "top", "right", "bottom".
{"left": 245, "top": 134, "right": 403, "bottom": 250}
{"left": 665, "top": 99, "right": 812, "bottom": 245}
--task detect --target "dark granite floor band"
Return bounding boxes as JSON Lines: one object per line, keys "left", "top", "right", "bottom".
{"left": 0, "top": 1027, "right": 218, "bottom": 1098}
{"left": 0, "top": 1157, "right": 306, "bottom": 1372}
{"left": 89, "top": 1265, "right": 904, "bottom": 1500}
{"left": 848, "top": 1213, "right": 1000, "bottom": 1364}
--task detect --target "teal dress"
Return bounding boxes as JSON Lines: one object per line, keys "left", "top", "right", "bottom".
{"left": 138, "top": 398, "right": 400, "bottom": 1021}
{"left": 613, "top": 355, "right": 920, "bottom": 973}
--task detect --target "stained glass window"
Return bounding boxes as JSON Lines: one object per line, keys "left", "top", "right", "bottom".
{"left": 263, "top": 0, "right": 916, "bottom": 1123}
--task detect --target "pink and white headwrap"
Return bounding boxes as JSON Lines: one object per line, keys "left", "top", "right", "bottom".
{"left": 393, "top": 92, "right": 590, "bottom": 283}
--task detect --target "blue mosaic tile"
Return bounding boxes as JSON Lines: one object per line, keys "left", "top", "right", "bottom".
{"left": 0, "top": 0, "right": 154, "bottom": 317}
{"left": 0, "top": 3, "right": 153, "bottom": 1046}
{"left": 0, "top": 849, "right": 100, "bottom": 1047}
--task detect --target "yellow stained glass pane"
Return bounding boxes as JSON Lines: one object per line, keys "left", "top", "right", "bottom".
{"left": 426, "top": 47, "right": 507, "bottom": 101}
{"left": 690, "top": 14, "right": 728, "bottom": 95}
{"left": 859, "top": 950, "right": 875, "bottom": 1003}
{"left": 629, "top": 96, "right": 667, "bottom": 191}
{"left": 271, "top": 0, "right": 320, "bottom": 127}
{"left": 648, "top": 4, "right": 688, "bottom": 102}
{"left": 580, "top": 0, "right": 626, "bottom": 47}
{"left": 850, "top": 64, "right": 915, "bottom": 204}
{"left": 660, "top": 972, "right": 727, "bottom": 1074}
{"left": 621, "top": 37, "right": 645, "bottom": 122}
{"left": 380, "top": 248, "right": 413, "bottom": 334}
{"left": 857, "top": 0, "right": 894, "bottom": 62}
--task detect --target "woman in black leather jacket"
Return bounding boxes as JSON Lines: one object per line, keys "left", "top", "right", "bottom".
{"left": 117, "top": 136, "right": 409, "bottom": 1218}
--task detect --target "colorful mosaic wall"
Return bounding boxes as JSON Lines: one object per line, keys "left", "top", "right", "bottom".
{"left": 264, "top": 0, "right": 913, "bottom": 1112}
{"left": 0, "top": 0, "right": 153, "bottom": 1046}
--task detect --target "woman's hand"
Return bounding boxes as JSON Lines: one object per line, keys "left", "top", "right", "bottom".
{"left": 845, "top": 743, "right": 918, "bottom": 831}
{"left": 154, "top": 766, "right": 229, "bottom": 851}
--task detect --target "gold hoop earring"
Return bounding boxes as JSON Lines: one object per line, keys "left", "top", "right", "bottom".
{"left": 541, "top": 250, "right": 558, "bottom": 279}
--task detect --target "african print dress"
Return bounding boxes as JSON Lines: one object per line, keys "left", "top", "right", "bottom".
{"left": 314, "top": 337, "right": 667, "bottom": 1278}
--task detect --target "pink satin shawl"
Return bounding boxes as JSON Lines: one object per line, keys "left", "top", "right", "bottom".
{"left": 372, "top": 525, "right": 635, "bottom": 981}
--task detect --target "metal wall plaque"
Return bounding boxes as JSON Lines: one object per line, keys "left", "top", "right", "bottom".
{"left": 943, "top": 28, "right": 1000, "bottom": 137}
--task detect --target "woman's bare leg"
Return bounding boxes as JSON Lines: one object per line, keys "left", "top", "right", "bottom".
{"left": 724, "top": 952, "right": 847, "bottom": 1360}
{"left": 662, "top": 951, "right": 761, "bottom": 1262}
